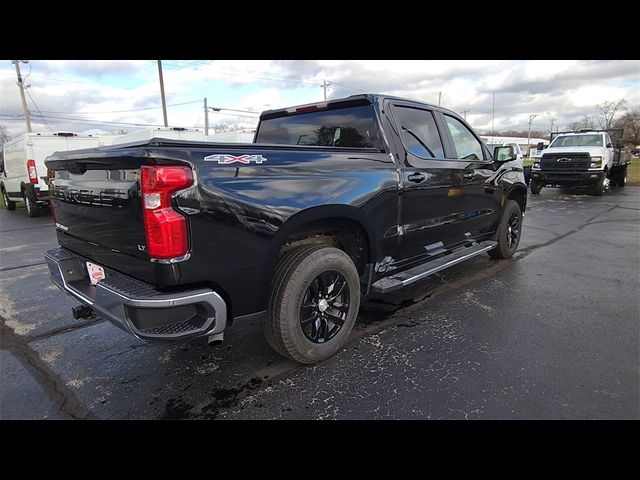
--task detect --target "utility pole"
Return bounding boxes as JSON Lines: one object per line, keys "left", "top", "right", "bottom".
{"left": 549, "top": 116, "right": 556, "bottom": 138}
{"left": 491, "top": 92, "right": 495, "bottom": 136}
{"left": 527, "top": 114, "right": 538, "bottom": 160}
{"left": 321, "top": 80, "right": 331, "bottom": 101}
{"left": 204, "top": 97, "right": 209, "bottom": 136}
{"left": 462, "top": 109, "right": 470, "bottom": 120}
{"left": 438, "top": 92, "right": 442, "bottom": 106}
{"left": 12, "top": 60, "right": 32, "bottom": 133}
{"left": 157, "top": 60, "right": 168, "bottom": 127}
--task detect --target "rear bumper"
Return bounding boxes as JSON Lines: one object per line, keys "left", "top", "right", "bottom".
{"left": 23, "top": 183, "right": 50, "bottom": 203}
{"left": 531, "top": 170, "right": 604, "bottom": 186}
{"left": 44, "top": 247, "right": 227, "bottom": 341}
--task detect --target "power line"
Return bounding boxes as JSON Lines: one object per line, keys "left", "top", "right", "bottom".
{"left": 329, "top": 81, "right": 362, "bottom": 93}
{"left": 209, "top": 111, "right": 261, "bottom": 119}
{"left": 2, "top": 112, "right": 169, "bottom": 128}
{"left": 25, "top": 88, "right": 55, "bottom": 132}
{"left": 40, "top": 100, "right": 201, "bottom": 115}
{"left": 210, "top": 106, "right": 259, "bottom": 115}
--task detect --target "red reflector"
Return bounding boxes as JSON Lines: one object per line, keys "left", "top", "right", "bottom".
{"left": 141, "top": 165, "right": 193, "bottom": 259}
{"left": 27, "top": 159, "right": 38, "bottom": 184}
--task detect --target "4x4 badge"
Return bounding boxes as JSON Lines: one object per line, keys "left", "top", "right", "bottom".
{"left": 204, "top": 154, "right": 267, "bottom": 164}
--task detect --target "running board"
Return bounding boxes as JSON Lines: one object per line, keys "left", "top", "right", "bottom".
{"left": 370, "top": 241, "right": 497, "bottom": 294}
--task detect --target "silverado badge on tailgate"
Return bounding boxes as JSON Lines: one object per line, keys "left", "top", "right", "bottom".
{"left": 204, "top": 154, "right": 267, "bottom": 164}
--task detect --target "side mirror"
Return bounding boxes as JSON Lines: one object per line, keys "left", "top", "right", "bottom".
{"left": 493, "top": 145, "right": 517, "bottom": 162}
{"left": 606, "top": 143, "right": 613, "bottom": 148}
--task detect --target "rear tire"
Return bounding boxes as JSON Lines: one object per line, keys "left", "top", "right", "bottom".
{"left": 265, "top": 245, "right": 360, "bottom": 364}
{"left": 2, "top": 187, "right": 16, "bottom": 211}
{"left": 530, "top": 180, "right": 542, "bottom": 195}
{"left": 618, "top": 166, "right": 627, "bottom": 187}
{"left": 489, "top": 200, "right": 522, "bottom": 259}
{"left": 23, "top": 191, "right": 40, "bottom": 217}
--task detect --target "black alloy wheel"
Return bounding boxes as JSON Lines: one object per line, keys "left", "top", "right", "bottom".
{"left": 299, "top": 270, "right": 350, "bottom": 344}
{"left": 506, "top": 212, "right": 520, "bottom": 249}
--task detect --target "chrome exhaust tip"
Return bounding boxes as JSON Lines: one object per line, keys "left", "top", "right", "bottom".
{"left": 207, "top": 332, "right": 224, "bottom": 346}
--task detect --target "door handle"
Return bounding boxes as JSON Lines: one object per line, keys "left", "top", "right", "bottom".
{"left": 407, "top": 172, "right": 426, "bottom": 183}
{"left": 462, "top": 171, "right": 475, "bottom": 180}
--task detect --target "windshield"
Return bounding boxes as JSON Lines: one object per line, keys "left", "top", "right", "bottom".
{"left": 255, "top": 105, "right": 384, "bottom": 149}
{"left": 551, "top": 134, "right": 603, "bottom": 148}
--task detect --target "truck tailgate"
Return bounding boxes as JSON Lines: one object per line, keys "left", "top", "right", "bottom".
{"left": 50, "top": 167, "right": 147, "bottom": 260}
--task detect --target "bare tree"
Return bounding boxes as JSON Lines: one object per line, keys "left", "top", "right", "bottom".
{"left": 594, "top": 99, "right": 627, "bottom": 131}
{"left": 568, "top": 121, "right": 582, "bottom": 132}
{"left": 615, "top": 106, "right": 640, "bottom": 146}
{"left": 0, "top": 124, "right": 10, "bottom": 147}
{"left": 581, "top": 115, "right": 595, "bottom": 129}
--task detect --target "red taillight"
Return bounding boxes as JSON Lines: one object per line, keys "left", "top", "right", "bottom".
{"left": 141, "top": 165, "right": 193, "bottom": 259}
{"left": 27, "top": 159, "right": 38, "bottom": 184}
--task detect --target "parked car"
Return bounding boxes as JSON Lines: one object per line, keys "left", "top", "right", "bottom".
{"left": 1, "top": 132, "right": 101, "bottom": 216}
{"left": 44, "top": 94, "right": 527, "bottom": 364}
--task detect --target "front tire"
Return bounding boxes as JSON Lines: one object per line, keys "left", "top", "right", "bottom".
{"left": 489, "top": 200, "right": 522, "bottom": 259}
{"left": 2, "top": 187, "right": 16, "bottom": 211}
{"left": 530, "top": 180, "right": 542, "bottom": 195}
{"left": 265, "top": 245, "right": 360, "bottom": 364}
{"left": 618, "top": 166, "right": 627, "bottom": 187}
{"left": 593, "top": 174, "right": 609, "bottom": 196}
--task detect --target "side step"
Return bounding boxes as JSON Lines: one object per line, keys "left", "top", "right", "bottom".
{"left": 371, "top": 240, "right": 497, "bottom": 294}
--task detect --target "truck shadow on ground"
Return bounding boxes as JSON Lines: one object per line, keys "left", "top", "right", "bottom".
{"left": 155, "top": 258, "right": 487, "bottom": 419}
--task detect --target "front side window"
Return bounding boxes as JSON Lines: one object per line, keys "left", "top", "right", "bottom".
{"left": 444, "top": 115, "right": 483, "bottom": 161}
{"left": 393, "top": 106, "right": 444, "bottom": 159}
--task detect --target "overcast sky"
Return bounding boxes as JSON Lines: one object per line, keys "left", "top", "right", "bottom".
{"left": 1, "top": 60, "right": 638, "bottom": 138}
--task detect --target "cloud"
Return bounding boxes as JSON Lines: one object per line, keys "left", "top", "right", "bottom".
{"left": 1, "top": 60, "right": 638, "bottom": 138}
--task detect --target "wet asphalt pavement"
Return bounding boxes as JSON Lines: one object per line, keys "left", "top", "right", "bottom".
{"left": 0, "top": 187, "right": 638, "bottom": 419}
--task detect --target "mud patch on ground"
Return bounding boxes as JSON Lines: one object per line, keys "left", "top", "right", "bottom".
{"left": 159, "top": 377, "right": 265, "bottom": 420}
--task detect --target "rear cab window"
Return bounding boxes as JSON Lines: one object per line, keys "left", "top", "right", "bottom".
{"left": 255, "top": 104, "right": 384, "bottom": 150}
{"left": 392, "top": 105, "right": 445, "bottom": 159}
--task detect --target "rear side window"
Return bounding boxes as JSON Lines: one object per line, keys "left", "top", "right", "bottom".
{"left": 444, "top": 115, "right": 484, "bottom": 161}
{"left": 393, "top": 106, "right": 444, "bottom": 159}
{"left": 255, "top": 105, "right": 384, "bottom": 150}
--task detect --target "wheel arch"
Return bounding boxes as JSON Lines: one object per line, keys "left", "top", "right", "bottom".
{"left": 506, "top": 185, "right": 527, "bottom": 213}
{"left": 262, "top": 205, "right": 376, "bottom": 286}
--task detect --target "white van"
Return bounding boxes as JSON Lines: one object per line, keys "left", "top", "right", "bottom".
{"left": 1, "top": 132, "right": 101, "bottom": 217}
{"left": 111, "top": 127, "right": 205, "bottom": 145}
{"left": 205, "top": 129, "right": 256, "bottom": 143}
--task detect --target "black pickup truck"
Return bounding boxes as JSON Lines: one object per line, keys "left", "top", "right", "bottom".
{"left": 44, "top": 94, "right": 527, "bottom": 364}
